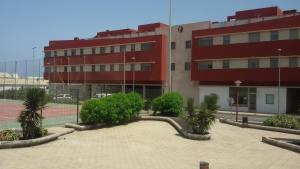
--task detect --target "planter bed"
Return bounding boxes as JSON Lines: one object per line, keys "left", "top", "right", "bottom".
{"left": 66, "top": 116, "right": 211, "bottom": 140}
{"left": 0, "top": 128, "right": 74, "bottom": 149}
{"left": 262, "top": 137, "right": 300, "bottom": 153}
{"left": 219, "top": 118, "right": 300, "bottom": 135}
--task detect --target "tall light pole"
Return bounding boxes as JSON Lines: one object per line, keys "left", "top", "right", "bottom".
{"left": 277, "top": 48, "right": 282, "bottom": 114}
{"left": 235, "top": 80, "right": 242, "bottom": 122}
{"left": 68, "top": 56, "right": 70, "bottom": 93}
{"left": 32, "top": 47, "right": 37, "bottom": 86}
{"left": 168, "top": 0, "right": 172, "bottom": 92}
{"left": 123, "top": 50, "right": 126, "bottom": 93}
{"left": 132, "top": 56, "right": 135, "bottom": 93}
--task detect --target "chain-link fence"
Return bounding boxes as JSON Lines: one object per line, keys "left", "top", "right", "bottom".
{"left": 0, "top": 59, "right": 79, "bottom": 129}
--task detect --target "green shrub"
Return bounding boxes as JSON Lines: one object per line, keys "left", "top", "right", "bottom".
{"left": 201, "top": 94, "right": 219, "bottom": 112}
{"left": 263, "top": 115, "right": 300, "bottom": 129}
{"left": 80, "top": 92, "right": 144, "bottom": 125}
{"left": 0, "top": 129, "right": 20, "bottom": 141}
{"left": 18, "top": 88, "right": 48, "bottom": 139}
{"left": 152, "top": 92, "right": 183, "bottom": 117}
{"left": 187, "top": 97, "right": 195, "bottom": 116}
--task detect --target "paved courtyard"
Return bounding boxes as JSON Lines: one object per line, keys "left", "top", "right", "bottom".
{"left": 0, "top": 121, "right": 299, "bottom": 169}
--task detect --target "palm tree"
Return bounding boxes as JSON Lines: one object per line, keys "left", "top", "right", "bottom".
{"left": 18, "top": 88, "right": 48, "bottom": 139}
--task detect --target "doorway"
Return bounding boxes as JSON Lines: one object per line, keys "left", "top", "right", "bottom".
{"left": 286, "top": 88, "right": 300, "bottom": 115}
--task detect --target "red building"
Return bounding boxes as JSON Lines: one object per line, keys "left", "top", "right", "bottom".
{"left": 44, "top": 6, "right": 300, "bottom": 114}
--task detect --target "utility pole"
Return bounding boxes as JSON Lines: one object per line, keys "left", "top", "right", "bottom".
{"left": 168, "top": 0, "right": 172, "bottom": 92}
{"left": 277, "top": 48, "right": 282, "bottom": 114}
{"left": 32, "top": 47, "right": 37, "bottom": 87}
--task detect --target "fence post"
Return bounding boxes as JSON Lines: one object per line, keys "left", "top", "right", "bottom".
{"left": 76, "top": 89, "right": 79, "bottom": 124}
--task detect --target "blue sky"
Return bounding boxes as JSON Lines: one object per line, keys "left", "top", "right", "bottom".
{"left": 0, "top": 0, "right": 299, "bottom": 62}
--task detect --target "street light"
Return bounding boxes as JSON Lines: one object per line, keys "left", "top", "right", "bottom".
{"left": 277, "top": 48, "right": 282, "bottom": 114}
{"left": 32, "top": 47, "right": 37, "bottom": 86}
{"left": 234, "top": 80, "right": 242, "bottom": 122}
{"left": 132, "top": 56, "right": 135, "bottom": 93}
{"left": 168, "top": 0, "right": 172, "bottom": 92}
{"left": 123, "top": 50, "right": 126, "bottom": 93}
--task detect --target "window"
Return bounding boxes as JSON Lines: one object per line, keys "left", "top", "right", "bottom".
{"left": 248, "top": 32, "right": 260, "bottom": 42}
{"left": 266, "top": 94, "right": 274, "bottom": 104}
{"left": 171, "top": 42, "right": 176, "bottom": 49}
{"left": 110, "top": 64, "right": 114, "bottom": 71}
{"left": 92, "top": 65, "right": 96, "bottom": 72}
{"left": 248, "top": 59, "right": 259, "bottom": 68}
{"left": 185, "top": 40, "right": 192, "bottom": 48}
{"left": 270, "top": 58, "right": 278, "bottom": 68}
{"left": 270, "top": 31, "right": 279, "bottom": 41}
{"left": 223, "top": 35, "right": 230, "bottom": 45}
{"left": 45, "top": 51, "right": 51, "bottom": 57}
{"left": 289, "top": 29, "right": 299, "bottom": 40}
{"left": 198, "top": 37, "right": 213, "bottom": 47}
{"left": 222, "top": 60, "right": 230, "bottom": 69}
{"left": 289, "top": 57, "right": 298, "bottom": 67}
{"left": 120, "top": 45, "right": 126, "bottom": 52}
{"left": 54, "top": 51, "right": 57, "bottom": 57}
{"left": 100, "top": 47, "right": 105, "bottom": 54}
{"left": 229, "top": 87, "right": 248, "bottom": 106}
{"left": 171, "top": 63, "right": 175, "bottom": 71}
{"left": 71, "top": 66, "right": 76, "bottom": 72}
{"left": 80, "top": 65, "right": 84, "bottom": 72}
{"left": 45, "top": 67, "right": 50, "bottom": 72}
{"left": 141, "top": 43, "right": 153, "bottom": 51}
{"left": 184, "top": 62, "right": 191, "bottom": 71}
{"left": 141, "top": 63, "right": 152, "bottom": 71}
{"left": 64, "top": 50, "right": 68, "bottom": 56}
{"left": 92, "top": 48, "right": 96, "bottom": 55}
{"left": 197, "top": 61, "right": 213, "bottom": 70}
{"left": 119, "top": 64, "right": 124, "bottom": 71}
{"left": 64, "top": 66, "right": 68, "bottom": 72}
{"left": 80, "top": 49, "right": 84, "bottom": 55}
{"left": 100, "top": 65, "right": 106, "bottom": 71}
{"left": 71, "top": 49, "right": 76, "bottom": 56}
{"left": 131, "top": 44, "right": 135, "bottom": 52}
{"left": 110, "top": 46, "right": 114, "bottom": 53}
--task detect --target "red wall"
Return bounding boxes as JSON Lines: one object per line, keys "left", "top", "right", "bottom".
{"left": 191, "top": 68, "right": 300, "bottom": 86}
{"left": 44, "top": 35, "right": 167, "bottom": 84}
{"left": 194, "top": 15, "right": 300, "bottom": 37}
{"left": 192, "top": 39, "right": 300, "bottom": 60}
{"left": 229, "top": 6, "right": 282, "bottom": 21}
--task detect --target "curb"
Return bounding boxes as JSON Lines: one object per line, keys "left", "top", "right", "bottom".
{"left": 0, "top": 128, "right": 74, "bottom": 149}
{"left": 65, "top": 116, "right": 211, "bottom": 140}
{"left": 219, "top": 118, "right": 300, "bottom": 135}
{"left": 262, "top": 137, "right": 300, "bottom": 153}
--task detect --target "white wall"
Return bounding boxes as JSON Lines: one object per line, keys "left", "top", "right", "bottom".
{"left": 256, "top": 87, "right": 286, "bottom": 114}
{"left": 199, "top": 86, "right": 249, "bottom": 112}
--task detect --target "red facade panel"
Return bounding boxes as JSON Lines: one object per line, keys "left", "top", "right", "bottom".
{"left": 192, "top": 39, "right": 300, "bottom": 60}
{"left": 191, "top": 67, "right": 300, "bottom": 86}
{"left": 229, "top": 6, "right": 282, "bottom": 21}
{"left": 193, "top": 15, "right": 300, "bottom": 37}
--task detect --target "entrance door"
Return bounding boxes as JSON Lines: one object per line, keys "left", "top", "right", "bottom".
{"left": 249, "top": 88, "right": 257, "bottom": 111}
{"left": 286, "top": 88, "right": 300, "bottom": 115}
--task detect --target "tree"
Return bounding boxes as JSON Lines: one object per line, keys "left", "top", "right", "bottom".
{"left": 18, "top": 88, "right": 48, "bottom": 139}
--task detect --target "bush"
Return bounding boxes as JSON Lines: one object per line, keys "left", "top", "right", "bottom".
{"left": 187, "top": 97, "right": 195, "bottom": 116}
{"left": 152, "top": 92, "right": 183, "bottom": 117}
{"left": 0, "top": 129, "right": 20, "bottom": 141}
{"left": 187, "top": 94, "right": 218, "bottom": 134}
{"left": 80, "top": 92, "right": 144, "bottom": 125}
{"left": 263, "top": 115, "right": 300, "bottom": 129}
{"left": 201, "top": 94, "right": 219, "bottom": 112}
{"left": 18, "top": 88, "right": 48, "bottom": 139}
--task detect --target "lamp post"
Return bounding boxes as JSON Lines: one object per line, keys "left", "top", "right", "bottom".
{"left": 46, "top": 62, "right": 51, "bottom": 91}
{"left": 168, "top": 0, "right": 172, "bottom": 92}
{"left": 234, "top": 80, "right": 242, "bottom": 122}
{"left": 123, "top": 50, "right": 126, "bottom": 93}
{"left": 32, "top": 47, "right": 37, "bottom": 86}
{"left": 132, "top": 56, "right": 135, "bottom": 93}
{"left": 277, "top": 48, "right": 282, "bottom": 114}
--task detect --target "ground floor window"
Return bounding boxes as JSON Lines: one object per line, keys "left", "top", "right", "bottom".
{"left": 266, "top": 94, "right": 274, "bottom": 104}
{"left": 229, "top": 87, "right": 248, "bottom": 106}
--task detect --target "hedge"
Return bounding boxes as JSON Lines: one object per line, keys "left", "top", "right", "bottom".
{"left": 80, "top": 92, "right": 144, "bottom": 125}
{"left": 263, "top": 115, "right": 300, "bottom": 129}
{"left": 152, "top": 92, "right": 183, "bottom": 117}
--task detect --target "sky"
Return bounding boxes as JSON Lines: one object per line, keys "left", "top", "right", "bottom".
{"left": 0, "top": 0, "right": 299, "bottom": 63}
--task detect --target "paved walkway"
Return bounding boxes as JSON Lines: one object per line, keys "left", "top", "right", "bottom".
{"left": 0, "top": 121, "right": 299, "bottom": 169}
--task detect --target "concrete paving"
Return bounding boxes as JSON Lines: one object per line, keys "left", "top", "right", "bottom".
{"left": 0, "top": 121, "right": 299, "bottom": 169}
